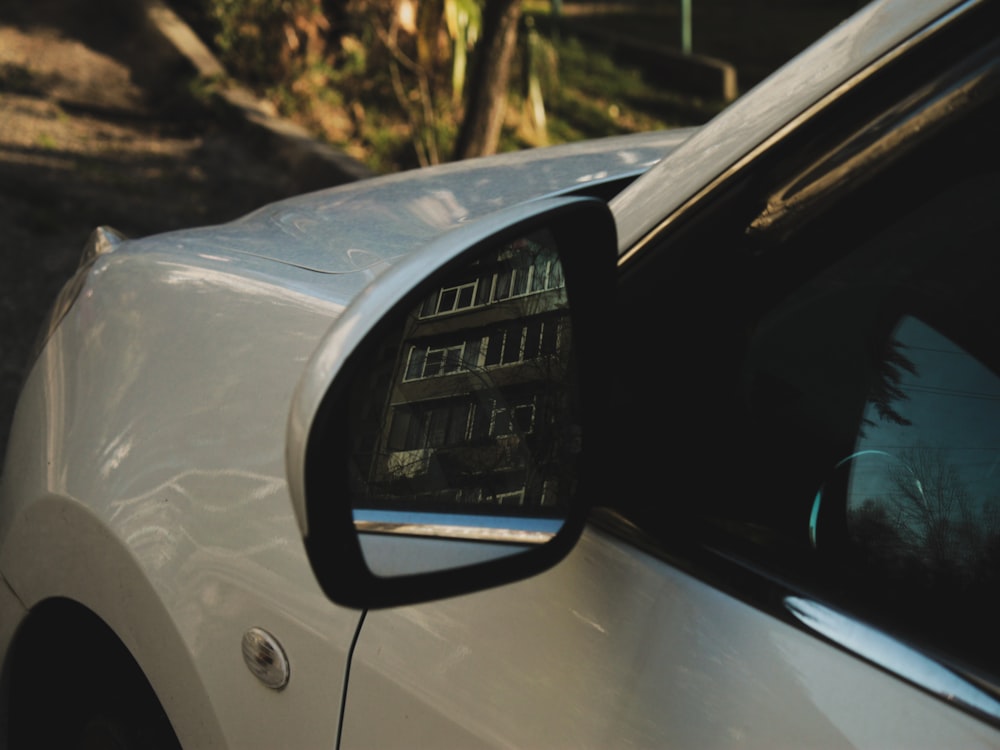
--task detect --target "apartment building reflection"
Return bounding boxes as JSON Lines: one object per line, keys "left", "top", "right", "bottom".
{"left": 351, "top": 230, "right": 579, "bottom": 517}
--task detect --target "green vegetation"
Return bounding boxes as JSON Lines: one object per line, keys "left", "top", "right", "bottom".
{"left": 177, "top": 0, "right": 860, "bottom": 173}
{"left": 539, "top": 30, "right": 721, "bottom": 144}
{"left": 35, "top": 133, "right": 57, "bottom": 150}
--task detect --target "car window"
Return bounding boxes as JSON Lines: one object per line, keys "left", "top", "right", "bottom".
{"left": 612, "top": 18, "right": 1000, "bottom": 683}
{"left": 740, "top": 176, "right": 1000, "bottom": 650}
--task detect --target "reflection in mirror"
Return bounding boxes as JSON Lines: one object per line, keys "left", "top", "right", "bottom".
{"left": 345, "top": 230, "right": 580, "bottom": 576}
{"left": 839, "top": 317, "right": 1000, "bottom": 591}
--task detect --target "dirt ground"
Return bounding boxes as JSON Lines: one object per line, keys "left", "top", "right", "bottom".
{"left": 0, "top": 0, "right": 345, "bottom": 459}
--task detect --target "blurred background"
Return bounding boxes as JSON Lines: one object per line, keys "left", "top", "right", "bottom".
{"left": 0, "top": 0, "right": 861, "bottom": 458}
{"left": 168, "top": 0, "right": 862, "bottom": 169}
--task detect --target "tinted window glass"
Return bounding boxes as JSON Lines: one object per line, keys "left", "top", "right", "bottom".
{"left": 613, "top": 41, "right": 1000, "bottom": 677}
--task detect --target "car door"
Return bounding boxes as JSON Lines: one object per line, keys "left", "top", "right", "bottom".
{"left": 337, "top": 3, "right": 1000, "bottom": 747}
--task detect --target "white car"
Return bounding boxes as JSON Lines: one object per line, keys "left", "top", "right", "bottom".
{"left": 3, "top": 0, "right": 1000, "bottom": 747}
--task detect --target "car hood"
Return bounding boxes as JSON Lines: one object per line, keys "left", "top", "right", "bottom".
{"left": 127, "top": 129, "right": 693, "bottom": 275}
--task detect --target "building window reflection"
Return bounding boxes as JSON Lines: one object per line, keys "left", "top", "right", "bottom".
{"left": 403, "top": 319, "right": 561, "bottom": 382}
{"left": 350, "top": 230, "right": 579, "bottom": 515}
{"left": 417, "top": 243, "right": 565, "bottom": 320}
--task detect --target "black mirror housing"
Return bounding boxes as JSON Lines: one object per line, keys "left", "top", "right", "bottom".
{"left": 287, "top": 197, "right": 617, "bottom": 609}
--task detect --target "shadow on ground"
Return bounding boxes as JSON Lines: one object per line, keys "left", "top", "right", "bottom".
{"left": 0, "top": 0, "right": 348, "bottom": 460}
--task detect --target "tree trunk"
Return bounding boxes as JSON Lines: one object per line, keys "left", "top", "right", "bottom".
{"left": 453, "top": 0, "right": 522, "bottom": 159}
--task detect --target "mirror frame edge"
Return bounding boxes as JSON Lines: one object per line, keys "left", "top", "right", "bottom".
{"left": 288, "top": 196, "right": 618, "bottom": 609}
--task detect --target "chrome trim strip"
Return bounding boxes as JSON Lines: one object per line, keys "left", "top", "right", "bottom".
{"left": 355, "top": 520, "right": 554, "bottom": 544}
{"left": 786, "top": 596, "right": 1000, "bottom": 724}
{"left": 617, "top": 0, "right": 982, "bottom": 269}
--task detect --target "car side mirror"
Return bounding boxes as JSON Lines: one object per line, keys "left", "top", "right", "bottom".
{"left": 286, "top": 197, "right": 617, "bottom": 608}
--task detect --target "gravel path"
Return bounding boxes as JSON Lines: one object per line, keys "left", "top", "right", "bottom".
{"left": 0, "top": 0, "right": 335, "bottom": 458}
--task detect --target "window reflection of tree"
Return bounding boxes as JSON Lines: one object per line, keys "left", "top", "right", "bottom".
{"left": 844, "top": 313, "right": 1000, "bottom": 661}
{"left": 864, "top": 337, "right": 916, "bottom": 433}
{"left": 849, "top": 447, "right": 1000, "bottom": 587}
{"left": 845, "top": 445, "right": 1000, "bottom": 662}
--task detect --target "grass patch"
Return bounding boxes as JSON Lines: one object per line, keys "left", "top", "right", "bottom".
{"left": 35, "top": 133, "right": 57, "bottom": 150}
{"left": 499, "top": 22, "right": 722, "bottom": 152}
{"left": 549, "top": 31, "right": 722, "bottom": 133}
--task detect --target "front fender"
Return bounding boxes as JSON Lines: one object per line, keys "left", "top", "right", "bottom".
{"left": 0, "top": 245, "right": 363, "bottom": 748}
{"left": 1, "top": 494, "right": 227, "bottom": 748}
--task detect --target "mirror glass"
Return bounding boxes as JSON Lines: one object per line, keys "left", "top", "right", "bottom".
{"left": 345, "top": 230, "right": 581, "bottom": 576}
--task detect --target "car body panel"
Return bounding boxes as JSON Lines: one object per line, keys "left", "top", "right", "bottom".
{"left": 0, "top": 246, "right": 357, "bottom": 748}
{"left": 343, "top": 526, "right": 1000, "bottom": 749}
{"left": 3, "top": 0, "right": 997, "bottom": 746}
{"left": 136, "top": 129, "right": 692, "bottom": 277}
{"left": 0, "top": 133, "right": 688, "bottom": 746}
